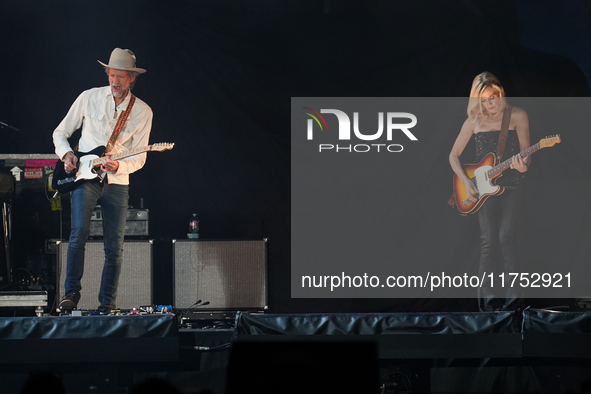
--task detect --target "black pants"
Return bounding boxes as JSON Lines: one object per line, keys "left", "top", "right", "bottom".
{"left": 476, "top": 185, "right": 525, "bottom": 312}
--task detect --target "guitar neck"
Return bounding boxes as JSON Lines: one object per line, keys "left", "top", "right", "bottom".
{"left": 488, "top": 143, "right": 540, "bottom": 177}
{"left": 91, "top": 145, "right": 151, "bottom": 167}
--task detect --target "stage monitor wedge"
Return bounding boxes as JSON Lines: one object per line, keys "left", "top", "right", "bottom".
{"left": 173, "top": 239, "right": 268, "bottom": 311}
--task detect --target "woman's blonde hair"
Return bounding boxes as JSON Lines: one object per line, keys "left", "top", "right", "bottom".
{"left": 467, "top": 71, "right": 507, "bottom": 122}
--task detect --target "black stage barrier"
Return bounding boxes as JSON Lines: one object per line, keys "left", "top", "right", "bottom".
{"left": 235, "top": 312, "right": 523, "bottom": 359}
{"left": 523, "top": 308, "right": 591, "bottom": 358}
{"left": 0, "top": 314, "right": 178, "bottom": 363}
{"left": 1, "top": 310, "right": 591, "bottom": 393}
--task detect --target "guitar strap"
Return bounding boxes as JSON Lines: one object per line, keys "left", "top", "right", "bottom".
{"left": 496, "top": 106, "right": 511, "bottom": 161}
{"left": 106, "top": 94, "right": 136, "bottom": 153}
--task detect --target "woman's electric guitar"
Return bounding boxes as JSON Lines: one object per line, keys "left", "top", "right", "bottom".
{"left": 52, "top": 142, "right": 174, "bottom": 194}
{"left": 453, "top": 135, "right": 560, "bottom": 214}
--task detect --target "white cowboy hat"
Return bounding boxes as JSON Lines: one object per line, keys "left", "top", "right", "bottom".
{"left": 98, "top": 48, "right": 146, "bottom": 74}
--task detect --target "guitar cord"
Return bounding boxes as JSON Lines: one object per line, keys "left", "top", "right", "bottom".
{"left": 43, "top": 170, "right": 65, "bottom": 241}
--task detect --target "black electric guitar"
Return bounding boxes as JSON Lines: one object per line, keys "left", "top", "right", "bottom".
{"left": 52, "top": 142, "right": 174, "bottom": 194}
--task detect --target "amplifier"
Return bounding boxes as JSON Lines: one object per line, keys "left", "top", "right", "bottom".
{"left": 89, "top": 208, "right": 149, "bottom": 237}
{"left": 173, "top": 239, "right": 268, "bottom": 311}
{"left": 57, "top": 240, "right": 153, "bottom": 310}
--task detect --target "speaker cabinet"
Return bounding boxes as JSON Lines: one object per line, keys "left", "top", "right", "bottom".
{"left": 57, "top": 240, "right": 153, "bottom": 310}
{"left": 173, "top": 239, "right": 267, "bottom": 310}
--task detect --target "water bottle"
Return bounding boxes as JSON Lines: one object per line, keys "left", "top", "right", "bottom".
{"left": 188, "top": 213, "right": 199, "bottom": 239}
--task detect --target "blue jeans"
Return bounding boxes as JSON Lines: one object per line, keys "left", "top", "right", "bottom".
{"left": 476, "top": 185, "right": 524, "bottom": 312}
{"left": 65, "top": 181, "right": 129, "bottom": 311}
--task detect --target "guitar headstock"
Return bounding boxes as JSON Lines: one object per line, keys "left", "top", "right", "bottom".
{"left": 540, "top": 135, "right": 561, "bottom": 148}
{"left": 150, "top": 142, "right": 175, "bottom": 152}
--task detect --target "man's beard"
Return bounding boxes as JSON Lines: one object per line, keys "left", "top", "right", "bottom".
{"left": 111, "top": 85, "right": 129, "bottom": 99}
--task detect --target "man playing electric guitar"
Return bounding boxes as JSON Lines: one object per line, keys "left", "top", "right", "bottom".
{"left": 53, "top": 48, "right": 152, "bottom": 313}
{"left": 449, "top": 72, "right": 529, "bottom": 312}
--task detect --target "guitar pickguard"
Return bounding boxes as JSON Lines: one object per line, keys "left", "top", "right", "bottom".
{"left": 473, "top": 165, "right": 500, "bottom": 196}
{"left": 75, "top": 154, "right": 102, "bottom": 182}
{"left": 453, "top": 152, "right": 502, "bottom": 214}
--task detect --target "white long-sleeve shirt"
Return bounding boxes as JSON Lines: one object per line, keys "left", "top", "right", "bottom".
{"left": 53, "top": 86, "right": 153, "bottom": 185}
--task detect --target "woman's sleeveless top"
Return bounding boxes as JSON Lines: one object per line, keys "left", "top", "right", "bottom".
{"left": 474, "top": 130, "right": 525, "bottom": 186}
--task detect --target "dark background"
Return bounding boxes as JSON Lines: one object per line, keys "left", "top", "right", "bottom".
{"left": 1, "top": 0, "right": 590, "bottom": 313}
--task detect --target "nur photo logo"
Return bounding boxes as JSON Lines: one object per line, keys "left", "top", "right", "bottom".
{"left": 302, "top": 107, "right": 418, "bottom": 153}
